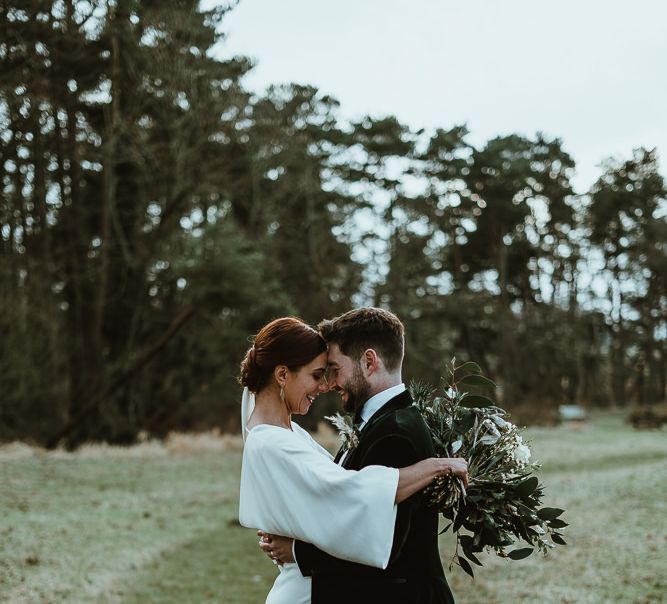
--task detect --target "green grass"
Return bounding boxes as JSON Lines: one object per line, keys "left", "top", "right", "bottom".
{"left": 1, "top": 414, "right": 665, "bottom": 603}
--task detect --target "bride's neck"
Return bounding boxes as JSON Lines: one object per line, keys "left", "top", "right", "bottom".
{"left": 250, "top": 387, "right": 291, "bottom": 429}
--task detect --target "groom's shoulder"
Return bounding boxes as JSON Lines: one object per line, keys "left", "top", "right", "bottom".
{"left": 379, "top": 403, "right": 432, "bottom": 441}
{"left": 370, "top": 405, "right": 434, "bottom": 460}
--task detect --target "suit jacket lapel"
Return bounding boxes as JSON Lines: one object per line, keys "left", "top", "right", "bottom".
{"left": 361, "top": 389, "right": 413, "bottom": 435}
{"left": 343, "top": 389, "right": 413, "bottom": 469}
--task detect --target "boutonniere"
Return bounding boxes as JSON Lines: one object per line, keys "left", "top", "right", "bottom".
{"left": 325, "top": 412, "right": 360, "bottom": 453}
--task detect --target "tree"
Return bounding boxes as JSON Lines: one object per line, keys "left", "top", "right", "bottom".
{"left": 587, "top": 148, "right": 667, "bottom": 405}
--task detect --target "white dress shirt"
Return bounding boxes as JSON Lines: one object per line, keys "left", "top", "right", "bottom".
{"left": 356, "top": 383, "right": 407, "bottom": 431}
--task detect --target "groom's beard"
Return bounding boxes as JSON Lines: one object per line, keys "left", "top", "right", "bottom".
{"left": 341, "top": 365, "right": 371, "bottom": 414}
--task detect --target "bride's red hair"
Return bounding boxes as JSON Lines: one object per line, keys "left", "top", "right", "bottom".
{"left": 239, "top": 317, "right": 326, "bottom": 393}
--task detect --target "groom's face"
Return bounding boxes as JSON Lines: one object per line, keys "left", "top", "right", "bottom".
{"left": 326, "top": 343, "right": 371, "bottom": 414}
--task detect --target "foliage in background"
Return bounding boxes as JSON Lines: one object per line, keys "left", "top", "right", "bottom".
{"left": 1, "top": 1, "right": 666, "bottom": 446}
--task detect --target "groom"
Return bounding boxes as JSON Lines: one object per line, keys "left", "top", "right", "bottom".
{"left": 259, "top": 307, "right": 457, "bottom": 604}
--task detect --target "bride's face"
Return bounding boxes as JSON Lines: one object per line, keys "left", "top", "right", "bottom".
{"left": 285, "top": 351, "right": 329, "bottom": 415}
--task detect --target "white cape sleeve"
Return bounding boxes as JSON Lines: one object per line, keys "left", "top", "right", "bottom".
{"left": 238, "top": 425, "right": 398, "bottom": 569}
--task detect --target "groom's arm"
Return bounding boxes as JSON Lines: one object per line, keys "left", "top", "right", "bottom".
{"left": 295, "top": 430, "right": 424, "bottom": 577}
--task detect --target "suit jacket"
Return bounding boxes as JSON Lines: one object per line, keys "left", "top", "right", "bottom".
{"left": 294, "top": 390, "right": 455, "bottom": 604}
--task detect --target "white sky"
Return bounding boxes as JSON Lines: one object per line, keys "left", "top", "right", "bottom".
{"left": 213, "top": 0, "right": 667, "bottom": 195}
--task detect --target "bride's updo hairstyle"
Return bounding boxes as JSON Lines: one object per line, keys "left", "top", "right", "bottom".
{"left": 239, "top": 317, "right": 327, "bottom": 393}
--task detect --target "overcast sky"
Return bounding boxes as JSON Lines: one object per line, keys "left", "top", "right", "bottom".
{"left": 213, "top": 0, "right": 667, "bottom": 195}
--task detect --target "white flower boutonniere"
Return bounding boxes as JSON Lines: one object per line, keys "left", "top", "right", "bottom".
{"left": 325, "top": 412, "right": 360, "bottom": 453}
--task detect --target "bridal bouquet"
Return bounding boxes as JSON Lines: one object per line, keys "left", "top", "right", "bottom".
{"left": 411, "top": 359, "right": 567, "bottom": 578}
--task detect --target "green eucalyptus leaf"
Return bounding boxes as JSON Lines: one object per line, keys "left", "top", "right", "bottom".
{"left": 452, "top": 511, "right": 466, "bottom": 533}
{"left": 551, "top": 533, "right": 567, "bottom": 545}
{"left": 456, "top": 361, "right": 482, "bottom": 375}
{"left": 460, "top": 394, "right": 495, "bottom": 408}
{"left": 459, "top": 374, "right": 497, "bottom": 388}
{"left": 548, "top": 518, "right": 569, "bottom": 529}
{"left": 507, "top": 547, "right": 534, "bottom": 560}
{"left": 511, "top": 518, "right": 532, "bottom": 542}
{"left": 463, "top": 549, "right": 483, "bottom": 566}
{"left": 490, "top": 414, "right": 507, "bottom": 428}
{"left": 480, "top": 433, "right": 500, "bottom": 445}
{"left": 515, "top": 476, "right": 539, "bottom": 498}
{"left": 537, "top": 507, "right": 565, "bottom": 520}
{"left": 457, "top": 555, "right": 475, "bottom": 578}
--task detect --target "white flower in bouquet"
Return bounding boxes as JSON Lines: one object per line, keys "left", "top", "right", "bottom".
{"left": 513, "top": 443, "right": 532, "bottom": 465}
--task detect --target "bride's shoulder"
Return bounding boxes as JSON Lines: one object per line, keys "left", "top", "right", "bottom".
{"left": 290, "top": 422, "right": 333, "bottom": 458}
{"left": 289, "top": 421, "right": 309, "bottom": 437}
{"left": 244, "top": 424, "right": 301, "bottom": 455}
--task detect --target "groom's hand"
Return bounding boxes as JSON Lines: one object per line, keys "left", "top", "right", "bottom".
{"left": 258, "top": 530, "right": 295, "bottom": 565}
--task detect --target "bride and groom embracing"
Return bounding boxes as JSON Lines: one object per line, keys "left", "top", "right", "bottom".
{"left": 238, "top": 307, "right": 468, "bottom": 604}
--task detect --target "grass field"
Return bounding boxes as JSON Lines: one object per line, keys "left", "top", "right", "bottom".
{"left": 1, "top": 413, "right": 665, "bottom": 604}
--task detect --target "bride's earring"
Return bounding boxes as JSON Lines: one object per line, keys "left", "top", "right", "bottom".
{"left": 280, "top": 383, "right": 290, "bottom": 412}
{"left": 278, "top": 369, "right": 290, "bottom": 413}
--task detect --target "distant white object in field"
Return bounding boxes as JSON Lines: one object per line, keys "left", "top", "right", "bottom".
{"left": 558, "top": 405, "right": 588, "bottom": 422}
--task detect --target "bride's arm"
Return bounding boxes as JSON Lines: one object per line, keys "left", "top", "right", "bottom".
{"left": 395, "top": 457, "right": 468, "bottom": 503}
{"left": 260, "top": 457, "right": 469, "bottom": 565}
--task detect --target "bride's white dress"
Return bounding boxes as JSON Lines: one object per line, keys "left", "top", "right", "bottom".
{"left": 238, "top": 390, "right": 399, "bottom": 604}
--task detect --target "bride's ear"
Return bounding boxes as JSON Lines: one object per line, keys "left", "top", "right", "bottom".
{"left": 274, "top": 364, "right": 288, "bottom": 387}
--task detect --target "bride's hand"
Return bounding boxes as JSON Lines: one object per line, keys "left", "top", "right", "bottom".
{"left": 258, "top": 530, "right": 295, "bottom": 565}
{"left": 397, "top": 457, "right": 469, "bottom": 503}
{"left": 434, "top": 458, "right": 469, "bottom": 488}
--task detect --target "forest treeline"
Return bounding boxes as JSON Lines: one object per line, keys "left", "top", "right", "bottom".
{"left": 1, "top": 1, "right": 666, "bottom": 447}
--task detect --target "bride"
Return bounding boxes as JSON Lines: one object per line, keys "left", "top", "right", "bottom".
{"left": 238, "top": 317, "right": 468, "bottom": 604}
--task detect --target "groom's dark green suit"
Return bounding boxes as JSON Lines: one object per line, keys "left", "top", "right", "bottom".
{"left": 294, "top": 389, "right": 456, "bottom": 604}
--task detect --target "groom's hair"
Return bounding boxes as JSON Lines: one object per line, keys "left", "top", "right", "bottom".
{"left": 318, "top": 307, "right": 404, "bottom": 372}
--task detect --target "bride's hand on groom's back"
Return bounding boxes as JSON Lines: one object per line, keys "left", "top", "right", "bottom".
{"left": 258, "top": 530, "right": 295, "bottom": 566}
